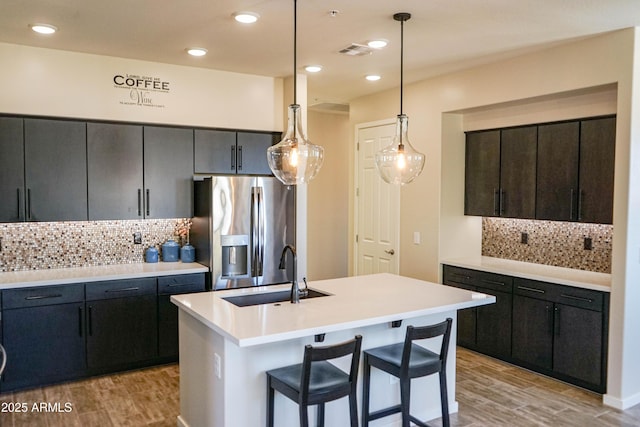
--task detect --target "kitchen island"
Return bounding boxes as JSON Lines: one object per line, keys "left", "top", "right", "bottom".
{"left": 171, "top": 273, "right": 495, "bottom": 427}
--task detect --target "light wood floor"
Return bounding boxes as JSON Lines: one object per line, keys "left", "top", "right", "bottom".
{"left": 1, "top": 348, "right": 639, "bottom": 426}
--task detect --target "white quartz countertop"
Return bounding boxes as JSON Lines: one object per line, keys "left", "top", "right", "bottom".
{"left": 171, "top": 272, "right": 495, "bottom": 347}
{"left": 441, "top": 256, "right": 611, "bottom": 292}
{"left": 0, "top": 262, "right": 208, "bottom": 289}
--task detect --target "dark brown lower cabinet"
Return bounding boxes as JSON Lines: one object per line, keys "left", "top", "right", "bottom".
{"left": 512, "top": 296, "right": 553, "bottom": 369}
{"left": 442, "top": 265, "right": 513, "bottom": 360}
{"left": 0, "top": 272, "right": 206, "bottom": 392}
{"left": 553, "top": 303, "right": 603, "bottom": 386}
{"left": 158, "top": 274, "right": 207, "bottom": 360}
{"left": 443, "top": 264, "right": 609, "bottom": 393}
{"left": 1, "top": 285, "right": 86, "bottom": 392}
{"left": 86, "top": 292, "right": 158, "bottom": 371}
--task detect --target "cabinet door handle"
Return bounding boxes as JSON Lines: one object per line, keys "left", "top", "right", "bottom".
{"left": 25, "top": 294, "right": 63, "bottom": 301}
{"left": 554, "top": 306, "right": 560, "bottom": 336}
{"left": 167, "top": 283, "right": 188, "bottom": 287}
{"left": 559, "top": 293, "right": 593, "bottom": 303}
{"left": 88, "top": 306, "right": 93, "bottom": 336}
{"left": 570, "top": 189, "right": 575, "bottom": 221}
{"left": 546, "top": 305, "right": 553, "bottom": 335}
{"left": 499, "top": 189, "right": 505, "bottom": 215}
{"left": 480, "top": 279, "right": 505, "bottom": 287}
{"left": 578, "top": 190, "right": 584, "bottom": 221}
{"left": 137, "top": 189, "right": 142, "bottom": 217}
{"left": 493, "top": 188, "right": 499, "bottom": 216}
{"left": 517, "top": 285, "right": 545, "bottom": 294}
{"left": 238, "top": 145, "right": 243, "bottom": 171}
{"left": 451, "top": 273, "right": 471, "bottom": 281}
{"left": 146, "top": 189, "right": 150, "bottom": 217}
{"left": 17, "top": 188, "right": 22, "bottom": 220}
{"left": 231, "top": 145, "right": 236, "bottom": 170}
{"left": 78, "top": 307, "right": 83, "bottom": 337}
{"left": 27, "top": 188, "right": 32, "bottom": 221}
{"left": 105, "top": 286, "right": 140, "bottom": 293}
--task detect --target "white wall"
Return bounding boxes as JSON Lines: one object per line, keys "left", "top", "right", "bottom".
{"left": 307, "top": 110, "right": 350, "bottom": 280}
{"left": 349, "top": 28, "right": 640, "bottom": 409}
{"left": 0, "top": 42, "right": 283, "bottom": 131}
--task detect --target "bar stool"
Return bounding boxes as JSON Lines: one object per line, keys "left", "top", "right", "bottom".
{"left": 361, "top": 318, "right": 453, "bottom": 427}
{"left": 266, "top": 335, "right": 363, "bottom": 427}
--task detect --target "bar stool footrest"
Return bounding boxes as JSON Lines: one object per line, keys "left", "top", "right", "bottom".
{"left": 367, "top": 405, "right": 431, "bottom": 427}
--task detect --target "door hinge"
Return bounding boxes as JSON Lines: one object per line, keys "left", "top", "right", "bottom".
{"left": 357, "top": 142, "right": 360, "bottom": 151}
{"left": 356, "top": 188, "right": 359, "bottom": 197}
{"left": 356, "top": 234, "right": 359, "bottom": 243}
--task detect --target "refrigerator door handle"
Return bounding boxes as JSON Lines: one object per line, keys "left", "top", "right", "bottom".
{"left": 251, "top": 186, "right": 265, "bottom": 278}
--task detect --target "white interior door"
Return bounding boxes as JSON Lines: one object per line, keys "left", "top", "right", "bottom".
{"left": 355, "top": 121, "right": 400, "bottom": 275}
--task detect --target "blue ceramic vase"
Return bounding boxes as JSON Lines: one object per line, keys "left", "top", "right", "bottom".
{"left": 145, "top": 246, "right": 159, "bottom": 263}
{"left": 180, "top": 244, "right": 195, "bottom": 263}
{"left": 162, "top": 239, "right": 180, "bottom": 262}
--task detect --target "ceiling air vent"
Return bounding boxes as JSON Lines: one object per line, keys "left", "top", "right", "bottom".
{"left": 339, "top": 43, "right": 373, "bottom": 56}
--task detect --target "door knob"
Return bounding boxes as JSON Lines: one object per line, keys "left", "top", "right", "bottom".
{"left": 384, "top": 249, "right": 395, "bottom": 255}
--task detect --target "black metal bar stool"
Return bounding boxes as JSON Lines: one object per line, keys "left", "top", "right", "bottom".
{"left": 361, "top": 318, "right": 453, "bottom": 427}
{"left": 267, "top": 335, "right": 363, "bottom": 427}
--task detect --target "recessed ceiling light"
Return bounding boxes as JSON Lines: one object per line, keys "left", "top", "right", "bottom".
{"left": 366, "top": 75, "right": 381, "bottom": 81}
{"left": 186, "top": 48, "right": 208, "bottom": 57}
{"left": 233, "top": 12, "right": 260, "bottom": 24}
{"left": 29, "top": 23, "right": 57, "bottom": 35}
{"left": 367, "top": 40, "right": 388, "bottom": 49}
{"left": 305, "top": 65, "right": 322, "bottom": 73}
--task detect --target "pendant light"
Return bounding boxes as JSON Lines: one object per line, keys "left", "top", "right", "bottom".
{"left": 375, "top": 13, "right": 425, "bottom": 185}
{"left": 267, "top": 0, "right": 324, "bottom": 185}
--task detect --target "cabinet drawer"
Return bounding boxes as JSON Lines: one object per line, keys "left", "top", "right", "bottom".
{"left": 476, "top": 271, "right": 513, "bottom": 293}
{"left": 514, "top": 278, "right": 555, "bottom": 301}
{"left": 86, "top": 278, "right": 156, "bottom": 301}
{"left": 554, "top": 284, "right": 604, "bottom": 312}
{"left": 3, "top": 284, "right": 84, "bottom": 309}
{"left": 442, "top": 265, "right": 477, "bottom": 286}
{"left": 158, "top": 273, "right": 206, "bottom": 295}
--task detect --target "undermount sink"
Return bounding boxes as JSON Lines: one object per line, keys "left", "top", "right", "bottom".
{"left": 222, "top": 288, "right": 331, "bottom": 307}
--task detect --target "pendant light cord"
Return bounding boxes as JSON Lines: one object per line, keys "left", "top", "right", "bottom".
{"left": 293, "top": 0, "right": 297, "bottom": 105}
{"left": 399, "top": 17, "right": 403, "bottom": 116}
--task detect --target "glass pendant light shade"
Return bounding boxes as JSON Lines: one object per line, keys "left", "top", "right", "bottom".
{"left": 375, "top": 12, "right": 425, "bottom": 185}
{"left": 267, "top": 104, "right": 324, "bottom": 185}
{"left": 375, "top": 114, "right": 425, "bottom": 185}
{"left": 267, "top": 0, "right": 324, "bottom": 185}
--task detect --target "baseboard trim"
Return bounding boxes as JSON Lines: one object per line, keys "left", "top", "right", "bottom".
{"left": 176, "top": 415, "right": 189, "bottom": 427}
{"left": 603, "top": 391, "right": 640, "bottom": 410}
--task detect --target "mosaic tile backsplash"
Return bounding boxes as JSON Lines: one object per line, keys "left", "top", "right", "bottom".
{"left": 0, "top": 219, "right": 190, "bottom": 272}
{"left": 482, "top": 217, "right": 612, "bottom": 273}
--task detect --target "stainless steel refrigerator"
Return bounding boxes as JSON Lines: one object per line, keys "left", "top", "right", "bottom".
{"left": 192, "top": 176, "right": 296, "bottom": 290}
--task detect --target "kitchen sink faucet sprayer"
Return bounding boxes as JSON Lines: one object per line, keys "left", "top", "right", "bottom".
{"left": 279, "top": 244, "right": 307, "bottom": 303}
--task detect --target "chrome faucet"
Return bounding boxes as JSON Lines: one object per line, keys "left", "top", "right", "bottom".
{"left": 279, "top": 244, "right": 306, "bottom": 303}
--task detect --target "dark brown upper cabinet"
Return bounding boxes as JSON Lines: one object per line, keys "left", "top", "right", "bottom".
{"left": 0, "top": 117, "right": 25, "bottom": 222}
{"left": 465, "top": 115, "right": 615, "bottom": 225}
{"left": 464, "top": 130, "right": 500, "bottom": 217}
{"left": 536, "top": 121, "right": 580, "bottom": 221}
{"left": 87, "top": 122, "right": 144, "bottom": 220}
{"left": 194, "top": 129, "right": 276, "bottom": 175}
{"left": 24, "top": 118, "right": 88, "bottom": 222}
{"left": 464, "top": 126, "right": 537, "bottom": 218}
{"left": 579, "top": 117, "right": 616, "bottom": 224}
{"left": 500, "top": 126, "right": 537, "bottom": 218}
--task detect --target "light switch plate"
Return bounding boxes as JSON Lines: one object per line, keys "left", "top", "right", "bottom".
{"left": 413, "top": 232, "right": 421, "bottom": 245}
{"left": 214, "top": 353, "right": 222, "bottom": 379}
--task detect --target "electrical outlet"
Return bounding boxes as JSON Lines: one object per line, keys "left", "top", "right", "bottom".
{"left": 584, "top": 237, "right": 593, "bottom": 250}
{"left": 520, "top": 232, "right": 528, "bottom": 244}
{"left": 133, "top": 232, "right": 142, "bottom": 244}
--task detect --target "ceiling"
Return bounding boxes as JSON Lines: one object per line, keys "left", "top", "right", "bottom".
{"left": 2, "top": 1, "right": 640, "bottom": 109}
